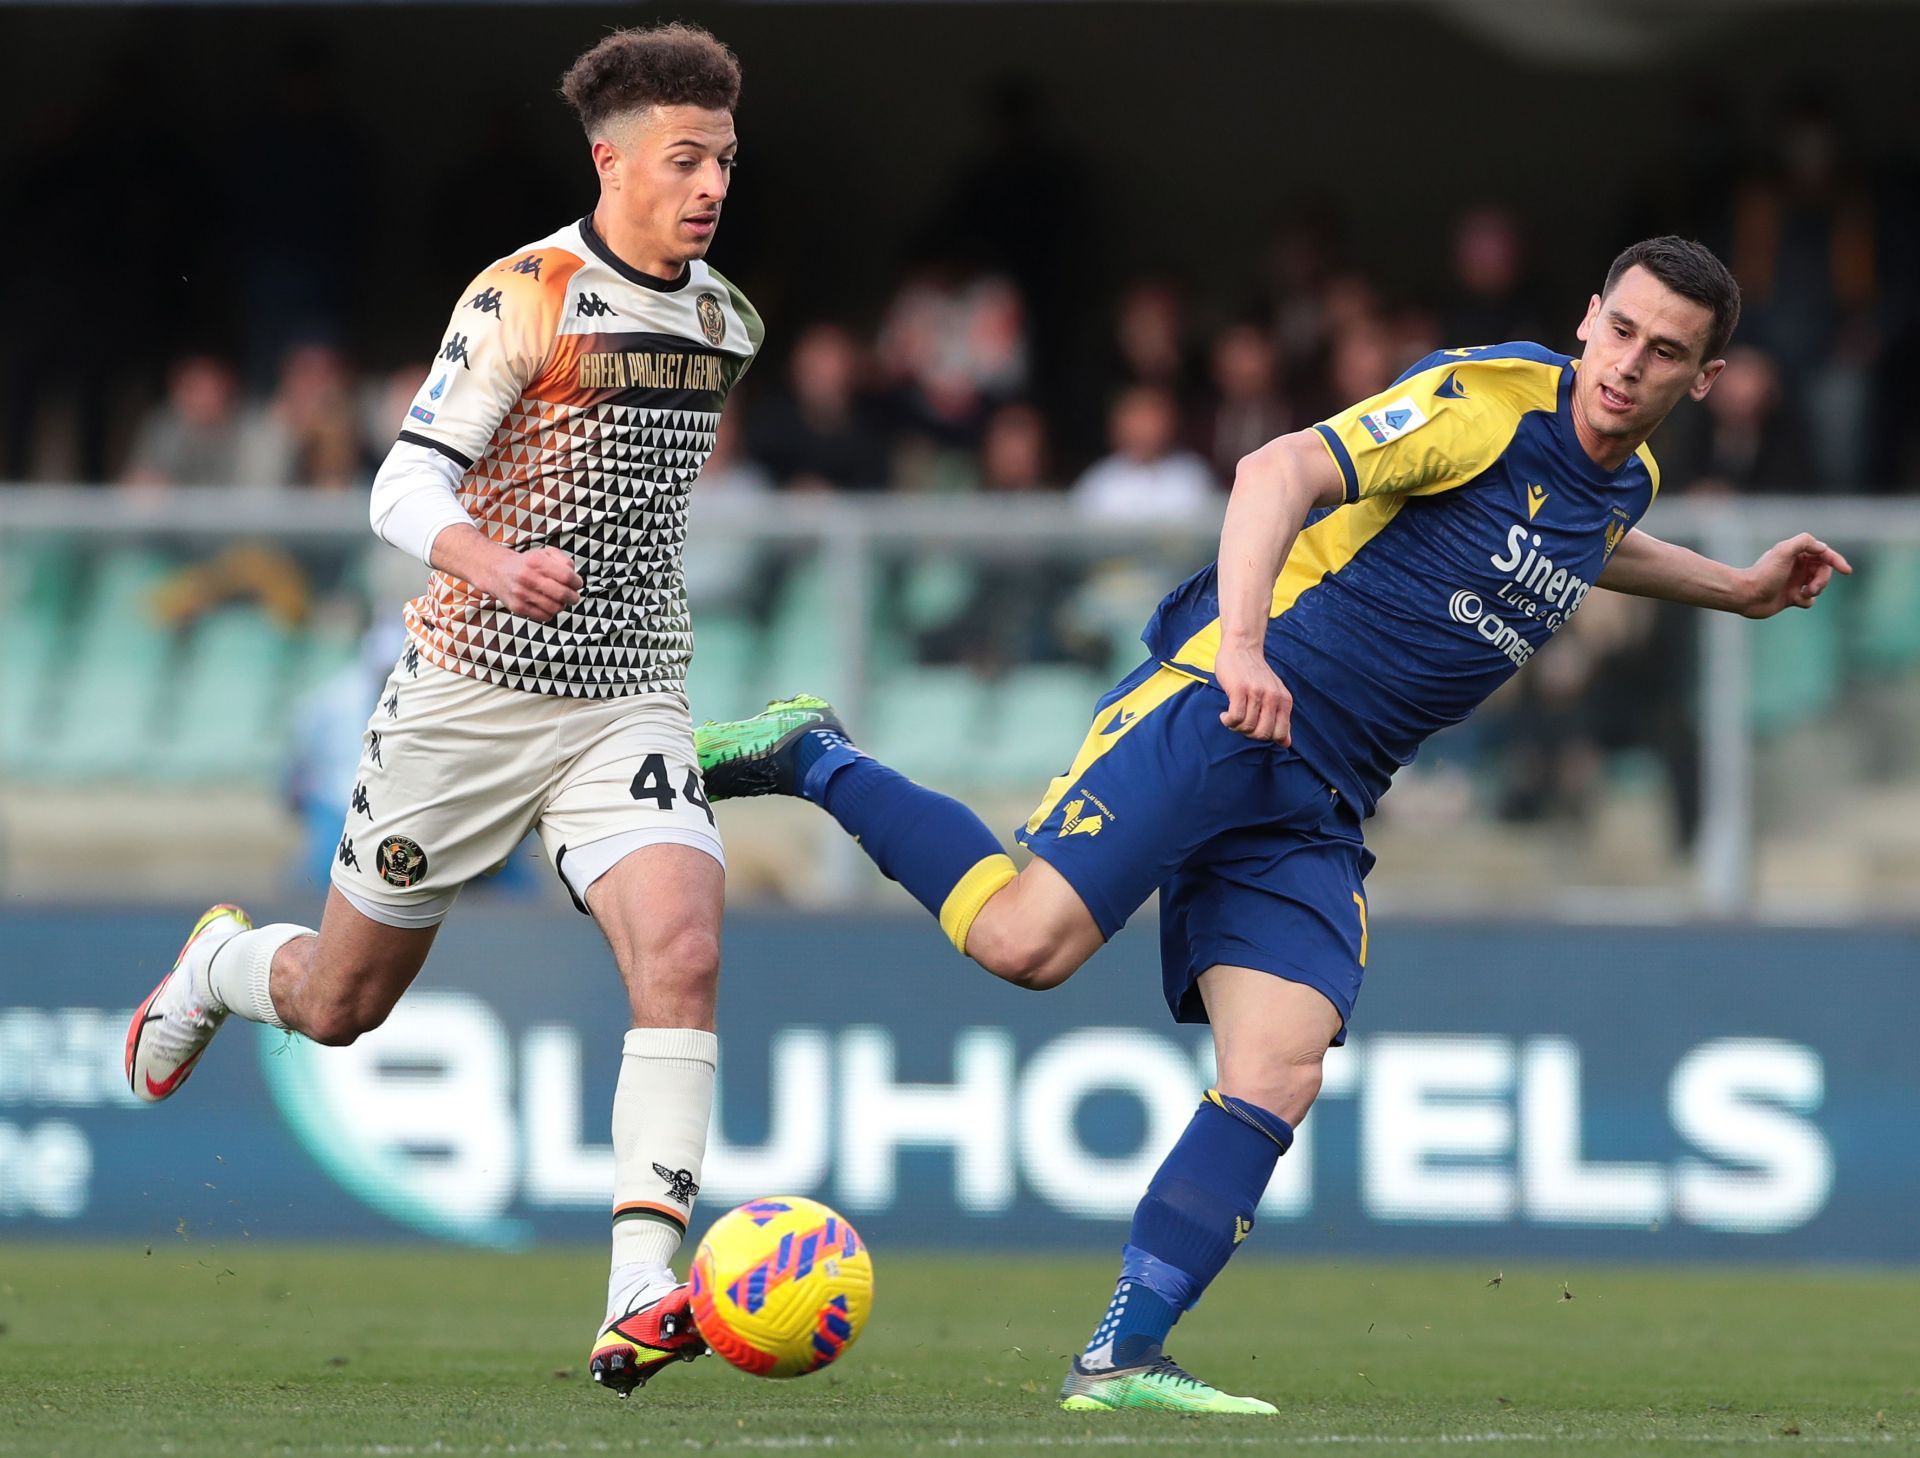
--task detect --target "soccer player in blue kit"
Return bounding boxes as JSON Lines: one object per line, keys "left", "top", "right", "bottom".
{"left": 694, "top": 237, "right": 1852, "bottom": 1412}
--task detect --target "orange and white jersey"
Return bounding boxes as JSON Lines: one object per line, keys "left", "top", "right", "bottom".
{"left": 394, "top": 215, "right": 763, "bottom": 699}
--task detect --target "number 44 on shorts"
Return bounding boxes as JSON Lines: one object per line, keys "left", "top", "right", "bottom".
{"left": 629, "top": 753, "right": 715, "bottom": 826}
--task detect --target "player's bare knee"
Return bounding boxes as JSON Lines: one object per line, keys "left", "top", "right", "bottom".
{"left": 1219, "top": 1046, "right": 1325, "bottom": 1118}
{"left": 968, "top": 921, "right": 1076, "bottom": 990}
{"left": 300, "top": 998, "right": 391, "bottom": 1048}
{"left": 623, "top": 925, "right": 721, "bottom": 1007}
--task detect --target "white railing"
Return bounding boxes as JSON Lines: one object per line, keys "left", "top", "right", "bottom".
{"left": 6, "top": 485, "right": 1918, "bottom": 917}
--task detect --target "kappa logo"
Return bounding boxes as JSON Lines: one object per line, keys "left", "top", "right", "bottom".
{"left": 576, "top": 292, "right": 618, "bottom": 319}
{"left": 384, "top": 688, "right": 400, "bottom": 718}
{"left": 653, "top": 1163, "right": 700, "bottom": 1203}
{"left": 440, "top": 332, "right": 472, "bottom": 370}
{"left": 403, "top": 642, "right": 421, "bottom": 678}
{"left": 1526, "top": 483, "right": 1549, "bottom": 520}
{"left": 376, "top": 835, "right": 429, "bottom": 889}
{"left": 695, "top": 291, "right": 727, "bottom": 346}
{"left": 1058, "top": 798, "right": 1104, "bottom": 838}
{"left": 466, "top": 287, "right": 504, "bottom": 317}
{"left": 1357, "top": 396, "right": 1427, "bottom": 445}
{"left": 336, "top": 835, "right": 361, "bottom": 872}
{"left": 367, "top": 729, "right": 384, "bottom": 767}
{"left": 502, "top": 254, "right": 543, "bottom": 280}
{"left": 350, "top": 782, "right": 372, "bottom": 819}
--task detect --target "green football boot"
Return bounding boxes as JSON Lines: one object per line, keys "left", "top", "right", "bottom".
{"left": 694, "top": 694, "right": 848, "bottom": 802}
{"left": 1058, "top": 1352, "right": 1277, "bottom": 1415}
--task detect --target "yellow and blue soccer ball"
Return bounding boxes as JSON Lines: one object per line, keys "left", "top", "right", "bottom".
{"left": 689, "top": 1196, "right": 874, "bottom": 1378}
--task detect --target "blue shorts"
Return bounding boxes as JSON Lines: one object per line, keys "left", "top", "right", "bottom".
{"left": 1015, "top": 660, "right": 1374, "bottom": 1041}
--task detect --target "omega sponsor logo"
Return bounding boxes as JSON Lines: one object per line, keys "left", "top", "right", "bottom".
{"left": 1448, "top": 589, "right": 1535, "bottom": 667}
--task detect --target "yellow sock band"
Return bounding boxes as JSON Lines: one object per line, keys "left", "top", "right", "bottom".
{"left": 937, "top": 853, "right": 1017, "bottom": 954}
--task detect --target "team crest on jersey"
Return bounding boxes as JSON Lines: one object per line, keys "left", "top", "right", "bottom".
{"left": 1057, "top": 799, "right": 1103, "bottom": 837}
{"left": 376, "top": 835, "right": 430, "bottom": 888}
{"left": 1357, "top": 396, "right": 1427, "bottom": 446}
{"left": 1603, "top": 507, "right": 1632, "bottom": 561}
{"left": 696, "top": 292, "right": 727, "bottom": 346}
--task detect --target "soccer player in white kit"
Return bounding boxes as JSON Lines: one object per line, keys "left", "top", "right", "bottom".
{"left": 124, "top": 23, "right": 760, "bottom": 1398}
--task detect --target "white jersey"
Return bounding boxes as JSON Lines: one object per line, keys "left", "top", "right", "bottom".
{"left": 395, "top": 216, "right": 763, "bottom": 698}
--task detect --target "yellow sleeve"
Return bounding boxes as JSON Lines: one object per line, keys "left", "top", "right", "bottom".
{"left": 1312, "top": 358, "right": 1559, "bottom": 504}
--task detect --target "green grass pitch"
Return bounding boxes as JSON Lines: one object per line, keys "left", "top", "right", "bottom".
{"left": 2, "top": 1243, "right": 1914, "bottom": 1456}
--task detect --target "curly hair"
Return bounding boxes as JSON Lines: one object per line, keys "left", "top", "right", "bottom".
{"left": 560, "top": 23, "right": 742, "bottom": 137}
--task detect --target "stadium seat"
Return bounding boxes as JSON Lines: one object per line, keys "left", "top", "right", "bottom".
{"left": 0, "top": 608, "right": 64, "bottom": 776}
{"left": 864, "top": 667, "right": 994, "bottom": 786}
{"left": 758, "top": 556, "right": 910, "bottom": 706}
{"left": 895, "top": 556, "right": 978, "bottom": 635}
{"left": 33, "top": 550, "right": 177, "bottom": 781}
{"left": 1852, "top": 547, "right": 1920, "bottom": 676}
{"left": 147, "top": 607, "right": 296, "bottom": 783}
{"left": 1748, "top": 599, "right": 1842, "bottom": 737}
{"left": 979, "top": 666, "right": 1108, "bottom": 783}
{"left": 759, "top": 558, "right": 850, "bottom": 705}
{"left": 685, "top": 613, "right": 762, "bottom": 721}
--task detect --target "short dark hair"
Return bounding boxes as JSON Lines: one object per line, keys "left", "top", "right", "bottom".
{"left": 560, "top": 23, "right": 742, "bottom": 137}
{"left": 1602, "top": 236, "right": 1742, "bottom": 362}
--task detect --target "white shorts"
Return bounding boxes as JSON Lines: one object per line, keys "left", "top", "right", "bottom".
{"left": 328, "top": 642, "right": 723, "bottom": 928}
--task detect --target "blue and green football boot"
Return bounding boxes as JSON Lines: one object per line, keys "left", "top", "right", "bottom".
{"left": 694, "top": 694, "right": 848, "bottom": 802}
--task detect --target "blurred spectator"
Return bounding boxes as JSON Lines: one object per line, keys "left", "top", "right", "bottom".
{"left": 1198, "top": 324, "right": 1295, "bottom": 482}
{"left": 1441, "top": 206, "right": 1547, "bottom": 347}
{"left": 1264, "top": 206, "right": 1346, "bottom": 384}
{"left": 1115, "top": 279, "right": 1188, "bottom": 390}
{"left": 364, "top": 367, "right": 429, "bottom": 463}
{"left": 122, "top": 356, "right": 248, "bottom": 488}
{"left": 1658, "top": 345, "right": 1816, "bottom": 494}
{"left": 240, "top": 344, "right": 368, "bottom": 489}
{"left": 686, "top": 411, "right": 775, "bottom": 613}
{"left": 977, "top": 402, "right": 1056, "bottom": 494}
{"left": 1070, "top": 386, "right": 1218, "bottom": 523}
{"left": 1731, "top": 92, "right": 1883, "bottom": 488}
{"left": 749, "top": 323, "right": 893, "bottom": 492}
{"left": 1326, "top": 320, "right": 1401, "bottom": 411}
{"left": 877, "top": 263, "right": 1028, "bottom": 445}
{"left": 926, "top": 79, "right": 1089, "bottom": 410}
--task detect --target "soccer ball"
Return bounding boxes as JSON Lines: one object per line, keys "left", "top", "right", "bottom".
{"left": 689, "top": 1195, "right": 874, "bottom": 1378}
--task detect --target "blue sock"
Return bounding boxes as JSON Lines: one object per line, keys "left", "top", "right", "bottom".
{"left": 800, "top": 740, "right": 1015, "bottom": 953}
{"left": 1082, "top": 1092, "right": 1293, "bottom": 1369}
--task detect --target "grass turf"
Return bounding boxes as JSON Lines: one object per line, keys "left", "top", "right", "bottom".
{"left": 0, "top": 1243, "right": 1914, "bottom": 1456}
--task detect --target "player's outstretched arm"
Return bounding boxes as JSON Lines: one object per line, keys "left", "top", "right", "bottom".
{"left": 1216, "top": 433, "right": 1346, "bottom": 743}
{"left": 1600, "top": 528, "right": 1852, "bottom": 618}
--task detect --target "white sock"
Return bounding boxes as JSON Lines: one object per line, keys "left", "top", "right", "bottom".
{"left": 610, "top": 1027, "right": 717, "bottom": 1275}
{"left": 205, "top": 924, "right": 308, "bottom": 1030}
{"left": 606, "top": 1260, "right": 678, "bottom": 1320}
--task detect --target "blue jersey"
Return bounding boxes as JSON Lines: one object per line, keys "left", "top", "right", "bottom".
{"left": 1141, "top": 342, "right": 1660, "bottom": 816}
